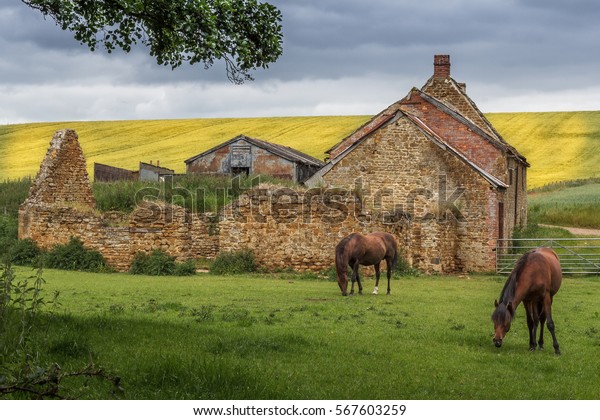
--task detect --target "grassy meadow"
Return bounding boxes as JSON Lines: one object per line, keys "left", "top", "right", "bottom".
{"left": 528, "top": 181, "right": 600, "bottom": 228}
{"left": 3, "top": 111, "right": 600, "bottom": 189}
{"left": 5, "top": 266, "right": 600, "bottom": 400}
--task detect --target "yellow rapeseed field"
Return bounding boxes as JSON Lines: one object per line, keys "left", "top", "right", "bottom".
{"left": 0, "top": 116, "right": 370, "bottom": 180}
{"left": 2, "top": 111, "right": 600, "bottom": 189}
{"left": 487, "top": 111, "right": 600, "bottom": 188}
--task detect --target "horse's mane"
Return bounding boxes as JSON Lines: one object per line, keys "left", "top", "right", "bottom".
{"left": 499, "top": 250, "right": 533, "bottom": 303}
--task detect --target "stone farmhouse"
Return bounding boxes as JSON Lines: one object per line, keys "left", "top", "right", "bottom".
{"left": 19, "top": 55, "right": 527, "bottom": 274}
{"left": 307, "top": 55, "right": 528, "bottom": 271}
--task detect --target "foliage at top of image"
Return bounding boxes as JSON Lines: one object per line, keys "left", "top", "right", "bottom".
{"left": 21, "top": 0, "right": 283, "bottom": 84}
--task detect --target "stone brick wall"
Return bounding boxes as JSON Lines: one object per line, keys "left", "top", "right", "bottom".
{"left": 321, "top": 116, "right": 500, "bottom": 272}
{"left": 20, "top": 201, "right": 220, "bottom": 272}
{"left": 218, "top": 185, "right": 410, "bottom": 272}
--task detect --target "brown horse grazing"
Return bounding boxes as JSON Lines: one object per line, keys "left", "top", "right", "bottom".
{"left": 335, "top": 232, "right": 398, "bottom": 296}
{"left": 491, "top": 247, "right": 562, "bottom": 354}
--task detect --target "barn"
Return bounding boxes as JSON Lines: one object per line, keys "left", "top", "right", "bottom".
{"left": 306, "top": 55, "right": 529, "bottom": 272}
{"left": 185, "top": 134, "right": 324, "bottom": 183}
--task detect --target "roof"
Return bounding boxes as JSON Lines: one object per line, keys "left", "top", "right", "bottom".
{"left": 326, "top": 77, "right": 528, "bottom": 168}
{"left": 401, "top": 110, "right": 508, "bottom": 189}
{"left": 185, "top": 134, "right": 324, "bottom": 168}
{"left": 305, "top": 109, "right": 508, "bottom": 191}
{"left": 420, "top": 76, "right": 528, "bottom": 165}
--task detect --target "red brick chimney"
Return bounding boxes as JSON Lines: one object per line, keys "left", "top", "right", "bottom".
{"left": 433, "top": 55, "right": 450, "bottom": 79}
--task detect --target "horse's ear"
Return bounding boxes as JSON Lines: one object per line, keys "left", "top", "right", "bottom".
{"left": 494, "top": 299, "right": 499, "bottom": 308}
{"left": 507, "top": 302, "right": 515, "bottom": 316}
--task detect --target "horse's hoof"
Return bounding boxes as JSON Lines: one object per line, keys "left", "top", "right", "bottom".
{"left": 555, "top": 348, "right": 561, "bottom": 355}
{"left": 372, "top": 291, "right": 378, "bottom": 295}
{"left": 529, "top": 347, "right": 536, "bottom": 352}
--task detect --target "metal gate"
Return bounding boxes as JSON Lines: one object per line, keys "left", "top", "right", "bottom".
{"left": 496, "top": 238, "right": 600, "bottom": 275}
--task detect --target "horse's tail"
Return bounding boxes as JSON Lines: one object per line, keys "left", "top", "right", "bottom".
{"left": 335, "top": 238, "right": 350, "bottom": 277}
{"left": 387, "top": 233, "right": 399, "bottom": 271}
{"left": 392, "top": 246, "right": 399, "bottom": 271}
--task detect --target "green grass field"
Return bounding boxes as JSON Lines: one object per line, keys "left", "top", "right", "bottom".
{"left": 3, "top": 111, "right": 600, "bottom": 189}
{"left": 528, "top": 182, "right": 600, "bottom": 228}
{"left": 6, "top": 267, "right": 599, "bottom": 400}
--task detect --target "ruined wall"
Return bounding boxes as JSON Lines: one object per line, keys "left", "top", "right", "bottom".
{"left": 19, "top": 130, "right": 219, "bottom": 271}
{"left": 22, "top": 129, "right": 95, "bottom": 209}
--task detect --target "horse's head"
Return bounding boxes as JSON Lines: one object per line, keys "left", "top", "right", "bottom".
{"left": 337, "top": 270, "right": 348, "bottom": 296}
{"left": 491, "top": 300, "right": 514, "bottom": 347}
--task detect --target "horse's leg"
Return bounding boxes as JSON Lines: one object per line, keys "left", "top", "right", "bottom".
{"left": 356, "top": 263, "right": 363, "bottom": 294}
{"left": 524, "top": 302, "right": 537, "bottom": 351}
{"left": 373, "top": 262, "right": 381, "bottom": 294}
{"left": 543, "top": 294, "right": 560, "bottom": 355}
{"left": 537, "top": 301, "right": 546, "bottom": 350}
{"left": 350, "top": 260, "right": 359, "bottom": 295}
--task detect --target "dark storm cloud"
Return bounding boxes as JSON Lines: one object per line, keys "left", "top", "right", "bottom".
{"left": 269, "top": 0, "right": 600, "bottom": 87}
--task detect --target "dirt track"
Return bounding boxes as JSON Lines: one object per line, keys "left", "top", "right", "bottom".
{"left": 539, "top": 224, "right": 600, "bottom": 237}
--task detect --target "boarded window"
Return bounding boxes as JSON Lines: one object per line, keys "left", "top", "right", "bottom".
{"left": 231, "top": 145, "right": 251, "bottom": 168}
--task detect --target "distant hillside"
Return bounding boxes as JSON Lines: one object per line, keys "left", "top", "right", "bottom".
{"left": 0, "top": 116, "right": 370, "bottom": 181}
{"left": 487, "top": 111, "right": 600, "bottom": 188}
{"left": 2, "top": 111, "right": 600, "bottom": 189}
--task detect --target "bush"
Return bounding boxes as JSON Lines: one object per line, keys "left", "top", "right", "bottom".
{"left": 210, "top": 249, "right": 256, "bottom": 275}
{"left": 174, "top": 259, "right": 198, "bottom": 276}
{"left": 10, "top": 239, "right": 42, "bottom": 266}
{"left": 129, "top": 249, "right": 196, "bottom": 276}
{"left": 0, "top": 215, "right": 18, "bottom": 261}
{"left": 42, "top": 237, "right": 108, "bottom": 272}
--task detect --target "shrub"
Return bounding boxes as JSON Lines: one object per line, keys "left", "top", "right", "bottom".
{"left": 0, "top": 215, "right": 18, "bottom": 261}
{"left": 210, "top": 249, "right": 256, "bottom": 275}
{"left": 42, "top": 237, "right": 108, "bottom": 272}
{"left": 10, "top": 239, "right": 42, "bottom": 266}
{"left": 174, "top": 259, "right": 198, "bottom": 276}
{"left": 129, "top": 249, "right": 196, "bottom": 276}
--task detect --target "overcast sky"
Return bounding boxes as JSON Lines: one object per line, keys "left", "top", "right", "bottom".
{"left": 1, "top": 0, "right": 600, "bottom": 124}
